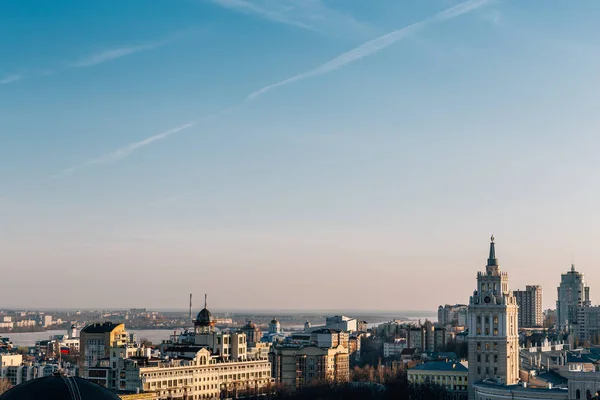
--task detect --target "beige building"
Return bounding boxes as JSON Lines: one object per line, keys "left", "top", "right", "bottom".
{"left": 468, "top": 236, "right": 520, "bottom": 399}
{"left": 80, "top": 322, "right": 128, "bottom": 378}
{"left": 134, "top": 348, "right": 271, "bottom": 400}
{"left": 408, "top": 361, "right": 468, "bottom": 393}
{"left": 269, "top": 344, "right": 349, "bottom": 388}
{"left": 513, "top": 285, "right": 543, "bottom": 328}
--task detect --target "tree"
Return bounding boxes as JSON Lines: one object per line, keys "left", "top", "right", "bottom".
{"left": 0, "top": 378, "right": 12, "bottom": 395}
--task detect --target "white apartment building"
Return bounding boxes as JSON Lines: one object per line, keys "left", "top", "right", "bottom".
{"left": 383, "top": 339, "right": 407, "bottom": 358}
{"left": 133, "top": 348, "right": 271, "bottom": 399}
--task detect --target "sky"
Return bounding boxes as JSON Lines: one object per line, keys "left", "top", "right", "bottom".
{"left": 1, "top": 0, "right": 600, "bottom": 312}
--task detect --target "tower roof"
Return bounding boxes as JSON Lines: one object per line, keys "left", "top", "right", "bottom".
{"left": 487, "top": 235, "right": 498, "bottom": 267}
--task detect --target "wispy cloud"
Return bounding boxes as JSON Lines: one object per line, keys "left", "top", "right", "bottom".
{"left": 54, "top": 106, "right": 239, "bottom": 177}
{"left": 71, "top": 42, "right": 164, "bottom": 68}
{"left": 54, "top": 122, "right": 196, "bottom": 177}
{"left": 4, "top": 29, "right": 195, "bottom": 86}
{"left": 247, "top": 0, "right": 494, "bottom": 99}
{"left": 0, "top": 74, "right": 22, "bottom": 85}
{"left": 210, "top": 0, "right": 323, "bottom": 33}
{"left": 209, "top": 0, "right": 372, "bottom": 38}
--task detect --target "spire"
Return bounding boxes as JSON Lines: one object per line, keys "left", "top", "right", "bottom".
{"left": 487, "top": 234, "right": 498, "bottom": 267}
{"left": 204, "top": 293, "right": 207, "bottom": 309}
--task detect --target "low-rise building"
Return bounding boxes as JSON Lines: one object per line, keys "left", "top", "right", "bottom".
{"left": 408, "top": 361, "right": 468, "bottom": 393}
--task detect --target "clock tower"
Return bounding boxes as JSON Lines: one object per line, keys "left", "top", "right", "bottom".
{"left": 467, "top": 236, "right": 519, "bottom": 399}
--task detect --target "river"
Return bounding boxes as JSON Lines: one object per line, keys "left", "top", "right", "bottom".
{"left": 5, "top": 317, "right": 433, "bottom": 347}
{"left": 4, "top": 329, "right": 181, "bottom": 347}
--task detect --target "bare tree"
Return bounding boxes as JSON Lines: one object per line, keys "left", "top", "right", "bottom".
{"left": 0, "top": 378, "right": 13, "bottom": 395}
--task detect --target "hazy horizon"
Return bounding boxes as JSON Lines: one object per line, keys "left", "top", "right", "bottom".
{"left": 2, "top": 1, "right": 600, "bottom": 312}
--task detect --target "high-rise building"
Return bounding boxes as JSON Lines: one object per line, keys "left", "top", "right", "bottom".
{"left": 514, "top": 285, "right": 543, "bottom": 328}
{"left": 79, "top": 322, "right": 128, "bottom": 379}
{"left": 556, "top": 264, "right": 591, "bottom": 332}
{"left": 468, "top": 236, "right": 519, "bottom": 399}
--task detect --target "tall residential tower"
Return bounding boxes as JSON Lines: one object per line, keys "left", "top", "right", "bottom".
{"left": 514, "top": 285, "right": 543, "bottom": 328}
{"left": 468, "top": 236, "right": 519, "bottom": 398}
{"left": 557, "top": 264, "right": 590, "bottom": 332}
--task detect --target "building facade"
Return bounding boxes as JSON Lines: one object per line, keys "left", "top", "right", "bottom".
{"left": 468, "top": 236, "right": 520, "bottom": 399}
{"left": 135, "top": 349, "right": 272, "bottom": 400}
{"left": 383, "top": 339, "right": 407, "bottom": 358}
{"left": 438, "top": 304, "right": 469, "bottom": 327}
{"left": 269, "top": 344, "right": 349, "bottom": 388}
{"left": 80, "top": 322, "right": 128, "bottom": 379}
{"left": 557, "top": 264, "right": 591, "bottom": 333}
{"left": 408, "top": 361, "right": 468, "bottom": 394}
{"left": 575, "top": 306, "right": 600, "bottom": 344}
{"left": 514, "top": 285, "right": 543, "bottom": 328}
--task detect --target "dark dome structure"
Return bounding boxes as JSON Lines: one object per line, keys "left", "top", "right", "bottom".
{"left": 0, "top": 375, "right": 121, "bottom": 400}
{"left": 194, "top": 294, "right": 215, "bottom": 328}
{"left": 195, "top": 307, "right": 214, "bottom": 327}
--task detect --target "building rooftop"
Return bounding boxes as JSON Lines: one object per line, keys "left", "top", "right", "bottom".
{"left": 0, "top": 375, "right": 121, "bottom": 400}
{"left": 412, "top": 361, "right": 467, "bottom": 372}
{"left": 474, "top": 380, "right": 568, "bottom": 393}
{"left": 81, "top": 322, "right": 123, "bottom": 334}
{"left": 312, "top": 328, "right": 342, "bottom": 334}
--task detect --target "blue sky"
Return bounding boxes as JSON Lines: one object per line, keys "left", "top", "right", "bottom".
{"left": 1, "top": 0, "right": 600, "bottom": 311}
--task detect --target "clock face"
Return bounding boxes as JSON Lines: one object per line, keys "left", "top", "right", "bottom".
{"left": 484, "top": 296, "right": 491, "bottom": 304}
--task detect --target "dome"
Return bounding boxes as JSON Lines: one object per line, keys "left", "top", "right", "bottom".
{"left": 270, "top": 319, "right": 279, "bottom": 325}
{"left": 244, "top": 320, "right": 257, "bottom": 329}
{"left": 0, "top": 375, "right": 121, "bottom": 400}
{"left": 195, "top": 307, "right": 214, "bottom": 327}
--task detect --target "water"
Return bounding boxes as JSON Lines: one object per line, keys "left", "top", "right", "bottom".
{"left": 5, "top": 329, "right": 179, "bottom": 347}
{"left": 5, "top": 316, "right": 435, "bottom": 347}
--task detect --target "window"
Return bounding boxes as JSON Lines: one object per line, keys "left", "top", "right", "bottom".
{"left": 493, "top": 329, "right": 498, "bottom": 336}
{"left": 493, "top": 342, "right": 498, "bottom": 350}
{"left": 477, "top": 328, "right": 481, "bottom": 335}
{"left": 477, "top": 355, "right": 481, "bottom": 362}
{"left": 576, "top": 389, "right": 580, "bottom": 399}
{"left": 485, "top": 343, "right": 490, "bottom": 350}
{"left": 485, "top": 355, "right": 489, "bottom": 362}
{"left": 494, "top": 367, "right": 498, "bottom": 375}
{"left": 477, "top": 343, "right": 481, "bottom": 350}
{"left": 477, "top": 316, "right": 481, "bottom": 324}
{"left": 494, "top": 355, "right": 498, "bottom": 363}
{"left": 493, "top": 316, "right": 498, "bottom": 324}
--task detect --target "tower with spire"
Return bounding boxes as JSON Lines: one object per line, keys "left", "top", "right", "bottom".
{"left": 194, "top": 293, "right": 216, "bottom": 334}
{"left": 467, "top": 236, "right": 519, "bottom": 399}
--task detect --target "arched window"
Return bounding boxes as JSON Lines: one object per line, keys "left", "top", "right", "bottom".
{"left": 586, "top": 389, "right": 591, "bottom": 399}
{"left": 576, "top": 389, "right": 580, "bottom": 399}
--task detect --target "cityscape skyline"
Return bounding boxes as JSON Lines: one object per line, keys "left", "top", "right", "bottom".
{"left": 2, "top": 0, "right": 600, "bottom": 310}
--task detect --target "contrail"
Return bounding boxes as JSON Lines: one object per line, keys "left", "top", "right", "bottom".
{"left": 54, "top": 122, "right": 196, "bottom": 177}
{"left": 247, "top": 0, "right": 494, "bottom": 100}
